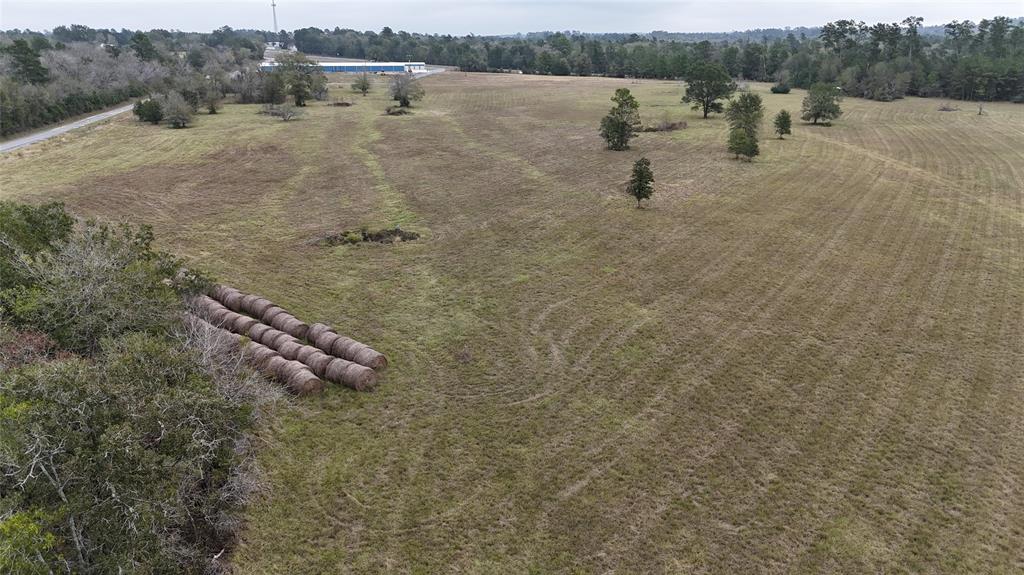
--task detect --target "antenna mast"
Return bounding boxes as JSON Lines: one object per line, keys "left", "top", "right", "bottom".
{"left": 271, "top": 0, "right": 278, "bottom": 35}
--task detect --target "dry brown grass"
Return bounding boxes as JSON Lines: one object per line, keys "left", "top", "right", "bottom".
{"left": 2, "top": 73, "right": 1022, "bottom": 574}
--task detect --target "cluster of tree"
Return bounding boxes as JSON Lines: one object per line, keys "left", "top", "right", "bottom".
{"left": 0, "top": 201, "right": 278, "bottom": 573}
{"left": 0, "top": 25, "right": 265, "bottom": 136}
{"left": 289, "top": 17, "right": 1024, "bottom": 102}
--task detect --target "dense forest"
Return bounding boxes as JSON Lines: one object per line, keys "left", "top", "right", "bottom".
{"left": 0, "top": 26, "right": 270, "bottom": 136}
{"left": 290, "top": 17, "right": 1024, "bottom": 102}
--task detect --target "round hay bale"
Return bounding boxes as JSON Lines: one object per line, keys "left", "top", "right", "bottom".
{"left": 306, "top": 323, "right": 334, "bottom": 344}
{"left": 249, "top": 345, "right": 277, "bottom": 369}
{"left": 287, "top": 319, "right": 310, "bottom": 341}
{"left": 331, "top": 336, "right": 358, "bottom": 359}
{"left": 277, "top": 340, "right": 303, "bottom": 360}
{"left": 353, "top": 347, "right": 388, "bottom": 370}
{"left": 270, "top": 312, "right": 297, "bottom": 332}
{"left": 239, "top": 294, "right": 262, "bottom": 315}
{"left": 210, "top": 285, "right": 231, "bottom": 301}
{"left": 270, "top": 331, "right": 298, "bottom": 348}
{"left": 276, "top": 316, "right": 309, "bottom": 340}
{"left": 294, "top": 345, "right": 318, "bottom": 364}
{"left": 344, "top": 363, "right": 378, "bottom": 391}
{"left": 313, "top": 331, "right": 340, "bottom": 353}
{"left": 323, "top": 358, "right": 350, "bottom": 383}
{"left": 265, "top": 355, "right": 288, "bottom": 374}
{"left": 195, "top": 295, "right": 219, "bottom": 312}
{"left": 249, "top": 298, "right": 274, "bottom": 318}
{"left": 279, "top": 361, "right": 324, "bottom": 395}
{"left": 323, "top": 359, "right": 377, "bottom": 391}
{"left": 209, "top": 307, "right": 231, "bottom": 326}
{"left": 261, "top": 306, "right": 286, "bottom": 325}
{"left": 303, "top": 351, "right": 335, "bottom": 377}
{"left": 223, "top": 291, "right": 244, "bottom": 311}
{"left": 233, "top": 315, "right": 259, "bottom": 334}
{"left": 222, "top": 311, "right": 243, "bottom": 328}
{"left": 248, "top": 323, "right": 273, "bottom": 342}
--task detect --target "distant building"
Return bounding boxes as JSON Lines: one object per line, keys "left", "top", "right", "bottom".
{"left": 259, "top": 61, "right": 427, "bottom": 74}
{"left": 265, "top": 41, "right": 284, "bottom": 49}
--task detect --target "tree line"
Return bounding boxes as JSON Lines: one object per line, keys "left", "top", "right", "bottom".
{"left": 0, "top": 26, "right": 266, "bottom": 136}
{"left": 289, "top": 17, "right": 1024, "bottom": 102}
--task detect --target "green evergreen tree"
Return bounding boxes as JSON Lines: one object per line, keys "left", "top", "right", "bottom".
{"left": 599, "top": 88, "right": 641, "bottom": 151}
{"left": 626, "top": 157, "right": 655, "bottom": 207}
{"left": 724, "top": 92, "right": 765, "bottom": 137}
{"left": 0, "top": 40, "right": 49, "bottom": 84}
{"left": 727, "top": 128, "right": 759, "bottom": 160}
{"left": 774, "top": 110, "right": 792, "bottom": 139}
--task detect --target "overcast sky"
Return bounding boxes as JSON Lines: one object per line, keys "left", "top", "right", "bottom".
{"left": 1, "top": 0, "right": 1020, "bottom": 35}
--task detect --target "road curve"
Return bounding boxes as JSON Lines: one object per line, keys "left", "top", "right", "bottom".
{"left": 0, "top": 103, "right": 135, "bottom": 153}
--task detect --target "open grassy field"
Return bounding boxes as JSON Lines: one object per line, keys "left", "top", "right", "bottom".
{"left": 2, "top": 73, "right": 1022, "bottom": 573}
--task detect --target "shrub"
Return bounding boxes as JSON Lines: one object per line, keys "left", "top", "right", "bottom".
{"left": 389, "top": 74, "right": 424, "bottom": 107}
{"left": 132, "top": 99, "right": 163, "bottom": 124}
{"left": 2, "top": 218, "right": 195, "bottom": 354}
{"left": 155, "top": 91, "right": 193, "bottom": 128}
{"left": 277, "top": 104, "right": 303, "bottom": 121}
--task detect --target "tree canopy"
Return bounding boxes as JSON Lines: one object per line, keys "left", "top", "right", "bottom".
{"left": 801, "top": 83, "right": 844, "bottom": 124}
{"left": 682, "top": 62, "right": 736, "bottom": 118}
{"left": 600, "top": 88, "right": 641, "bottom": 150}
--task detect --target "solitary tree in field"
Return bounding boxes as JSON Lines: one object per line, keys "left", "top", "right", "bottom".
{"left": 724, "top": 92, "right": 765, "bottom": 137}
{"left": 727, "top": 128, "right": 758, "bottom": 160}
{"left": 352, "top": 72, "right": 371, "bottom": 96}
{"left": 801, "top": 83, "right": 843, "bottom": 124}
{"left": 682, "top": 62, "right": 736, "bottom": 118}
{"left": 600, "top": 88, "right": 641, "bottom": 150}
{"left": 627, "top": 157, "right": 655, "bottom": 207}
{"left": 774, "top": 110, "right": 792, "bottom": 139}
{"left": 389, "top": 74, "right": 425, "bottom": 107}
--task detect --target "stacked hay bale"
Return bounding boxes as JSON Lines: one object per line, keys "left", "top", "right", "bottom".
{"left": 196, "top": 285, "right": 386, "bottom": 393}
{"left": 188, "top": 313, "right": 324, "bottom": 396}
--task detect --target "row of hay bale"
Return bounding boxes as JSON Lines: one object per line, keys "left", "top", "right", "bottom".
{"left": 189, "top": 313, "right": 324, "bottom": 395}
{"left": 211, "top": 284, "right": 388, "bottom": 370}
{"left": 195, "top": 288, "right": 384, "bottom": 393}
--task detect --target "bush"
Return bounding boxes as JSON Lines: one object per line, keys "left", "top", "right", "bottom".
{"left": 155, "top": 91, "right": 193, "bottom": 128}
{"left": 132, "top": 99, "right": 163, "bottom": 124}
{"left": 0, "top": 333, "right": 252, "bottom": 573}
{"left": 2, "top": 218, "right": 197, "bottom": 354}
{"left": 0, "top": 201, "right": 73, "bottom": 291}
{"left": 0, "top": 202, "right": 274, "bottom": 574}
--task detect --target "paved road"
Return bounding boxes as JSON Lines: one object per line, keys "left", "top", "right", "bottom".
{"left": 0, "top": 103, "right": 135, "bottom": 153}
